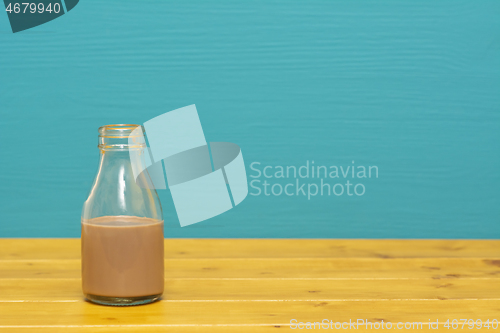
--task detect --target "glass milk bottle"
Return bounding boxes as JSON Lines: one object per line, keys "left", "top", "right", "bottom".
{"left": 81, "top": 124, "right": 164, "bottom": 306}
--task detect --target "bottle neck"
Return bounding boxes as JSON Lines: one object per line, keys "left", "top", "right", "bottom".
{"left": 82, "top": 124, "right": 162, "bottom": 220}
{"left": 95, "top": 124, "right": 144, "bottom": 195}
{"left": 96, "top": 150, "right": 132, "bottom": 179}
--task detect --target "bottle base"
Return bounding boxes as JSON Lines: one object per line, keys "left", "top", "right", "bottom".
{"left": 85, "top": 293, "right": 162, "bottom": 306}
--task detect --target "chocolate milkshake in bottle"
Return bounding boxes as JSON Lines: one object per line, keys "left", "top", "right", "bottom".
{"left": 81, "top": 124, "right": 164, "bottom": 306}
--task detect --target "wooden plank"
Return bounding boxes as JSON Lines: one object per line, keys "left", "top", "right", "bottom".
{"left": 1, "top": 258, "right": 499, "bottom": 279}
{"left": 0, "top": 278, "right": 499, "bottom": 301}
{"left": 0, "top": 239, "right": 79, "bottom": 260}
{"left": 1, "top": 328, "right": 493, "bottom": 333}
{"left": 0, "top": 239, "right": 499, "bottom": 260}
{"left": 3, "top": 325, "right": 500, "bottom": 333}
{"left": 0, "top": 300, "right": 498, "bottom": 327}
{"left": 3, "top": 328, "right": 491, "bottom": 333}
{"left": 164, "top": 239, "right": 500, "bottom": 259}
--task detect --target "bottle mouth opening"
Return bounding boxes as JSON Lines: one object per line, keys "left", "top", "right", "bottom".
{"left": 98, "top": 124, "right": 146, "bottom": 151}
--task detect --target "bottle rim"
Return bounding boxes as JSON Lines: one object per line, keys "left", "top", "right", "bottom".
{"left": 98, "top": 124, "right": 145, "bottom": 151}
{"left": 98, "top": 124, "right": 142, "bottom": 138}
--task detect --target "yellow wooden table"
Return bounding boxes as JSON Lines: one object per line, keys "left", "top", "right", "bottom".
{"left": 0, "top": 239, "right": 499, "bottom": 332}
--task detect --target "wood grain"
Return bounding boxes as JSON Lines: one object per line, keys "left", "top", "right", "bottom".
{"left": 0, "top": 300, "right": 498, "bottom": 326}
{"left": 0, "top": 239, "right": 499, "bottom": 331}
{"left": 1, "top": 239, "right": 499, "bottom": 260}
{"left": 1, "top": 258, "right": 499, "bottom": 279}
{"left": 0, "top": 278, "right": 499, "bottom": 301}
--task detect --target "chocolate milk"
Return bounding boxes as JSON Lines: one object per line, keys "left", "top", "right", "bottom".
{"left": 82, "top": 216, "right": 164, "bottom": 298}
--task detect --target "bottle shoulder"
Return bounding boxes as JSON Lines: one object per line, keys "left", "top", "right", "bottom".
{"left": 82, "top": 155, "right": 163, "bottom": 220}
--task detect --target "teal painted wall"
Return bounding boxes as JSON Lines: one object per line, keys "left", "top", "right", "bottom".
{"left": 1, "top": 1, "right": 499, "bottom": 238}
